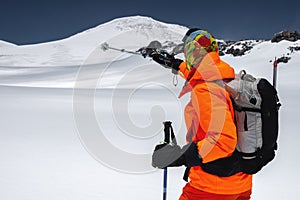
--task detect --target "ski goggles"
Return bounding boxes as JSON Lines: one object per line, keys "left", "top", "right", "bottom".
{"left": 182, "top": 30, "right": 210, "bottom": 44}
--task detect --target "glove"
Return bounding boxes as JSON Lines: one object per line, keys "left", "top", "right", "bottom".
{"left": 181, "top": 142, "right": 203, "bottom": 168}
{"left": 152, "top": 142, "right": 202, "bottom": 169}
{"left": 152, "top": 143, "right": 184, "bottom": 169}
{"left": 151, "top": 52, "right": 183, "bottom": 73}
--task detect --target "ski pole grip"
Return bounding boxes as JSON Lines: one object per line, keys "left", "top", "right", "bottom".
{"left": 163, "top": 121, "right": 177, "bottom": 145}
{"left": 163, "top": 121, "right": 171, "bottom": 144}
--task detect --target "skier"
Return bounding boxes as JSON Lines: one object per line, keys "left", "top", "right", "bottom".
{"left": 151, "top": 29, "right": 252, "bottom": 200}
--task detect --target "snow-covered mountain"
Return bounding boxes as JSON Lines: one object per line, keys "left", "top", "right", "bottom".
{"left": 0, "top": 16, "right": 300, "bottom": 200}
{"left": 0, "top": 16, "right": 299, "bottom": 88}
{"left": 0, "top": 16, "right": 186, "bottom": 67}
{"left": 1, "top": 16, "right": 299, "bottom": 68}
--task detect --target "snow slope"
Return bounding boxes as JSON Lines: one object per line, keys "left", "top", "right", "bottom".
{"left": 0, "top": 16, "right": 299, "bottom": 200}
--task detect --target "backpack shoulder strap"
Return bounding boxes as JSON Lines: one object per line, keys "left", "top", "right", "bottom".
{"left": 214, "top": 80, "right": 239, "bottom": 99}
{"left": 215, "top": 70, "right": 247, "bottom": 100}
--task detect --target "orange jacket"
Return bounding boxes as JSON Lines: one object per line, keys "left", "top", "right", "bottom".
{"left": 178, "top": 52, "right": 252, "bottom": 194}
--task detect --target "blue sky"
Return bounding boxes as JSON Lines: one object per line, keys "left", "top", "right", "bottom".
{"left": 0, "top": 0, "right": 299, "bottom": 45}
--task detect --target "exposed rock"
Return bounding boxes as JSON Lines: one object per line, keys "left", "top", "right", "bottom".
{"left": 171, "top": 43, "right": 184, "bottom": 55}
{"left": 218, "top": 40, "right": 263, "bottom": 57}
{"left": 271, "top": 30, "right": 300, "bottom": 43}
{"left": 146, "top": 40, "right": 162, "bottom": 49}
{"left": 288, "top": 46, "right": 300, "bottom": 53}
{"left": 218, "top": 40, "right": 235, "bottom": 55}
{"left": 276, "top": 56, "right": 291, "bottom": 63}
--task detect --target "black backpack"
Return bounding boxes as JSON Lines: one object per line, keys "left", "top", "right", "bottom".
{"left": 201, "top": 70, "right": 281, "bottom": 176}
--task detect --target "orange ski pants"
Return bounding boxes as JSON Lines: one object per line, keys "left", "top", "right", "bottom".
{"left": 179, "top": 183, "right": 252, "bottom": 200}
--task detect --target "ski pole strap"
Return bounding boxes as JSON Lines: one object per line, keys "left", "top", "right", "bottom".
{"left": 163, "top": 121, "right": 177, "bottom": 145}
{"left": 183, "top": 167, "right": 191, "bottom": 182}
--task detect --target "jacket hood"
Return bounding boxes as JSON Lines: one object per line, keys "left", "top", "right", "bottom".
{"left": 179, "top": 52, "right": 235, "bottom": 98}
{"left": 190, "top": 52, "right": 235, "bottom": 82}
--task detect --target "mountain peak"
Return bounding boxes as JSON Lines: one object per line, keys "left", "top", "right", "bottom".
{"left": 112, "top": 16, "right": 167, "bottom": 31}
{"left": 99, "top": 15, "right": 186, "bottom": 34}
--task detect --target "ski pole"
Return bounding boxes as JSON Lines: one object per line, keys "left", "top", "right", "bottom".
{"left": 100, "top": 42, "right": 142, "bottom": 55}
{"left": 162, "top": 121, "right": 176, "bottom": 200}
{"left": 162, "top": 121, "right": 171, "bottom": 200}
{"left": 100, "top": 42, "right": 181, "bottom": 57}
{"left": 163, "top": 167, "right": 168, "bottom": 200}
{"left": 273, "top": 57, "right": 278, "bottom": 88}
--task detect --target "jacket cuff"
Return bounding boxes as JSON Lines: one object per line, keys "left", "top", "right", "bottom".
{"left": 178, "top": 62, "right": 190, "bottom": 79}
